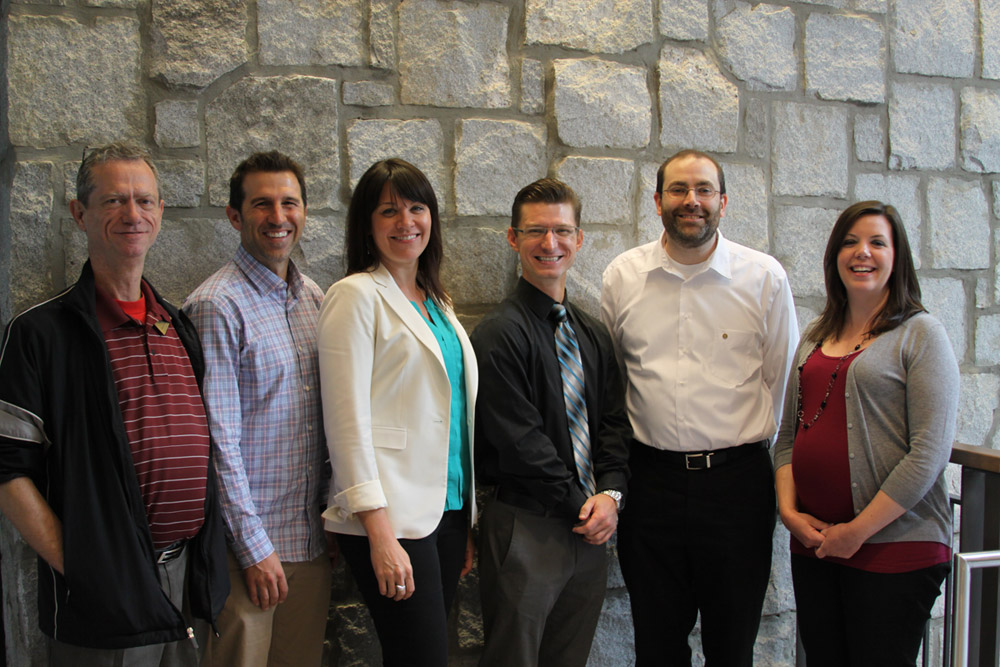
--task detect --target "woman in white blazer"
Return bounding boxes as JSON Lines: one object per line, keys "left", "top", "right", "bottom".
{"left": 318, "top": 158, "right": 477, "bottom": 665}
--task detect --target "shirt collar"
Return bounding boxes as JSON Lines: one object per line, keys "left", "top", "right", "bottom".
{"left": 655, "top": 230, "right": 733, "bottom": 281}
{"left": 95, "top": 279, "right": 170, "bottom": 333}
{"left": 515, "top": 277, "right": 572, "bottom": 323}
{"left": 234, "top": 244, "right": 303, "bottom": 298}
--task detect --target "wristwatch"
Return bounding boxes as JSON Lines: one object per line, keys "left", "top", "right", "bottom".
{"left": 599, "top": 489, "right": 623, "bottom": 512}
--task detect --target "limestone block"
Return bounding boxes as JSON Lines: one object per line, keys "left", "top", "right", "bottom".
{"left": 8, "top": 16, "right": 143, "bottom": 147}
{"left": 983, "top": 0, "right": 1000, "bottom": 80}
{"left": 554, "top": 157, "right": 635, "bottom": 226}
{"left": 454, "top": 120, "right": 547, "bottom": 217}
{"left": 157, "top": 159, "right": 204, "bottom": 208}
{"left": 520, "top": 58, "right": 545, "bottom": 115}
{"left": 554, "top": 59, "right": 651, "bottom": 149}
{"left": 346, "top": 119, "right": 446, "bottom": 205}
{"left": 155, "top": 100, "right": 199, "bottom": 148}
{"left": 11, "top": 162, "right": 55, "bottom": 315}
{"left": 977, "top": 274, "right": 992, "bottom": 310}
{"left": 206, "top": 76, "right": 340, "bottom": 209}
{"left": 12, "top": 0, "right": 67, "bottom": 4}
{"left": 658, "top": 45, "right": 738, "bottom": 154}
{"left": 636, "top": 162, "right": 662, "bottom": 244}
{"left": 343, "top": 81, "right": 394, "bottom": 107}
{"left": 744, "top": 98, "right": 768, "bottom": 159}
{"left": 716, "top": 3, "right": 797, "bottom": 91}
{"left": 587, "top": 591, "right": 634, "bottom": 665}
{"left": 893, "top": 0, "right": 974, "bottom": 77}
{"left": 854, "top": 114, "right": 885, "bottom": 164}
{"left": 442, "top": 226, "right": 518, "bottom": 305}
{"left": 796, "top": 304, "right": 820, "bottom": 335}
{"left": 805, "top": 13, "right": 884, "bottom": 103}
{"left": 718, "top": 162, "right": 768, "bottom": 253}
{"left": 0, "top": 515, "right": 46, "bottom": 665}
{"left": 976, "top": 313, "right": 1000, "bottom": 366}
{"left": 956, "top": 373, "right": 1000, "bottom": 446}
{"left": 926, "top": 178, "right": 990, "bottom": 270}
{"left": 773, "top": 205, "right": 838, "bottom": 298}
{"left": 853, "top": 173, "right": 921, "bottom": 268}
{"left": 398, "top": 0, "right": 510, "bottom": 109}
{"left": 259, "top": 0, "right": 363, "bottom": 66}
{"left": 454, "top": 567, "right": 483, "bottom": 649}
{"left": 855, "top": 0, "right": 887, "bottom": 12}
{"left": 524, "top": 0, "right": 654, "bottom": 53}
{"left": 330, "top": 601, "right": 381, "bottom": 665}
{"left": 150, "top": 0, "right": 248, "bottom": 89}
{"left": 660, "top": 0, "right": 708, "bottom": 41}
{"left": 753, "top": 611, "right": 797, "bottom": 666}
{"left": 145, "top": 219, "right": 238, "bottom": 305}
{"left": 763, "top": 524, "right": 795, "bottom": 614}
{"left": 298, "top": 214, "right": 346, "bottom": 292}
{"left": 82, "top": 0, "right": 136, "bottom": 6}
{"left": 889, "top": 82, "right": 955, "bottom": 171}
{"left": 796, "top": 0, "right": 846, "bottom": 6}
{"left": 568, "top": 227, "right": 633, "bottom": 318}
{"left": 772, "top": 103, "right": 848, "bottom": 197}
{"left": 370, "top": 0, "right": 396, "bottom": 69}
{"left": 922, "top": 278, "right": 967, "bottom": 365}
{"left": 960, "top": 87, "right": 1000, "bottom": 173}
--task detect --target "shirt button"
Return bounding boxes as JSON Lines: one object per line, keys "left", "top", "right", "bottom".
{"left": 849, "top": 453, "right": 855, "bottom": 459}
{"left": 844, "top": 392, "right": 850, "bottom": 398}
{"left": 304, "top": 385, "right": 311, "bottom": 392}
{"left": 847, "top": 423, "right": 853, "bottom": 429}
{"left": 852, "top": 482, "right": 858, "bottom": 488}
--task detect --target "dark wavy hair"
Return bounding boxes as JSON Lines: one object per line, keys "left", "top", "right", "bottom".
{"left": 655, "top": 149, "right": 726, "bottom": 195}
{"left": 808, "top": 200, "right": 924, "bottom": 344}
{"left": 345, "top": 158, "right": 449, "bottom": 307}
{"left": 228, "top": 151, "right": 307, "bottom": 211}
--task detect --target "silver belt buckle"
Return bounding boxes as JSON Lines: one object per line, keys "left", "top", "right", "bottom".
{"left": 685, "top": 452, "right": 712, "bottom": 470}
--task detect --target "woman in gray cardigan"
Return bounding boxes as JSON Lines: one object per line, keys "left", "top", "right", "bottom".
{"left": 773, "top": 201, "right": 959, "bottom": 667}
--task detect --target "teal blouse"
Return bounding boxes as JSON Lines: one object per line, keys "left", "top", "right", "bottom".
{"left": 411, "top": 297, "right": 472, "bottom": 512}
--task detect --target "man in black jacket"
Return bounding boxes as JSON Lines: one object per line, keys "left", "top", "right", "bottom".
{"left": 0, "top": 142, "right": 229, "bottom": 664}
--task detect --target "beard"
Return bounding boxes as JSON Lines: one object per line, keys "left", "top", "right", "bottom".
{"left": 662, "top": 207, "right": 720, "bottom": 249}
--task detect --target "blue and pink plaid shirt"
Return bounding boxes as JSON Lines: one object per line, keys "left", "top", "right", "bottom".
{"left": 183, "top": 245, "right": 327, "bottom": 567}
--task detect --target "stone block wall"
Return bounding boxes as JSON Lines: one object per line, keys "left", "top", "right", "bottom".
{"left": 2, "top": 0, "right": 999, "bottom": 664}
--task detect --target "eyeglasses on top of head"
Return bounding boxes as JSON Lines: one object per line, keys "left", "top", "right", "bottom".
{"left": 663, "top": 186, "right": 720, "bottom": 200}
{"left": 511, "top": 226, "right": 579, "bottom": 239}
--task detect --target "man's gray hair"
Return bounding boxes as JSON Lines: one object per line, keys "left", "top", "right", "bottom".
{"left": 76, "top": 142, "right": 160, "bottom": 206}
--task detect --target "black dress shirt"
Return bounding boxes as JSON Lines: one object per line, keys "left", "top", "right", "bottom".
{"left": 471, "top": 278, "right": 632, "bottom": 521}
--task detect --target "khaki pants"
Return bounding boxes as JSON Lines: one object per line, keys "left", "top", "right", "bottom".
{"left": 202, "top": 549, "right": 332, "bottom": 667}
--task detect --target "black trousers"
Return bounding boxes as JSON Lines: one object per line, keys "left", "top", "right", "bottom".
{"left": 618, "top": 443, "right": 776, "bottom": 666}
{"left": 792, "top": 555, "right": 949, "bottom": 667}
{"left": 337, "top": 510, "right": 467, "bottom": 667}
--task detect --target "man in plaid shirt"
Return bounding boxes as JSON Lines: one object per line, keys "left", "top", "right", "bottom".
{"left": 184, "top": 151, "right": 330, "bottom": 666}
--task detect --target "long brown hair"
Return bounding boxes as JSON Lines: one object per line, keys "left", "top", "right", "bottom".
{"left": 808, "top": 200, "right": 924, "bottom": 344}
{"left": 345, "top": 158, "right": 450, "bottom": 307}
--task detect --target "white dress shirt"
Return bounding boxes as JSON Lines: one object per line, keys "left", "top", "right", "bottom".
{"left": 600, "top": 231, "right": 798, "bottom": 452}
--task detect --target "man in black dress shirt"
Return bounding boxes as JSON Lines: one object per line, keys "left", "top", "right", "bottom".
{"left": 471, "top": 178, "right": 631, "bottom": 667}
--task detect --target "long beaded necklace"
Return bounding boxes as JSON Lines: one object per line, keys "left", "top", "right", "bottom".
{"left": 796, "top": 341, "right": 863, "bottom": 431}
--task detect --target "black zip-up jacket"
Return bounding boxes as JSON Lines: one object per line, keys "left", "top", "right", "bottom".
{"left": 0, "top": 262, "right": 229, "bottom": 649}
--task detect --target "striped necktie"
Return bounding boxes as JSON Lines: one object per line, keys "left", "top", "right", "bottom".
{"left": 551, "top": 303, "right": 596, "bottom": 496}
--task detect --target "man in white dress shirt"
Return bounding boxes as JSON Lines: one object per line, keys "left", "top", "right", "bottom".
{"left": 601, "top": 149, "right": 798, "bottom": 666}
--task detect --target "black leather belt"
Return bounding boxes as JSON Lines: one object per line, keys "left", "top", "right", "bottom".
{"left": 634, "top": 439, "right": 768, "bottom": 471}
{"left": 155, "top": 539, "right": 187, "bottom": 564}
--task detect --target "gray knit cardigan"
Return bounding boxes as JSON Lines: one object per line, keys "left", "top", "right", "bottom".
{"left": 773, "top": 312, "right": 959, "bottom": 546}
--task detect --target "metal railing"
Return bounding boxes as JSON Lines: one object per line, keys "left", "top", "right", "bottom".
{"left": 952, "top": 550, "right": 1000, "bottom": 666}
{"left": 945, "top": 443, "right": 1000, "bottom": 667}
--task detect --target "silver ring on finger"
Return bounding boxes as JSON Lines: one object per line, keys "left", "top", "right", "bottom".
{"left": 395, "top": 584, "right": 406, "bottom": 592}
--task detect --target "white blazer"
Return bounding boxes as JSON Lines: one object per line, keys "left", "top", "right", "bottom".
{"left": 318, "top": 264, "right": 477, "bottom": 539}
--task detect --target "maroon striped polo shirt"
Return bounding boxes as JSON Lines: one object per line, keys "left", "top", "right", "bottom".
{"left": 96, "top": 281, "right": 210, "bottom": 549}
